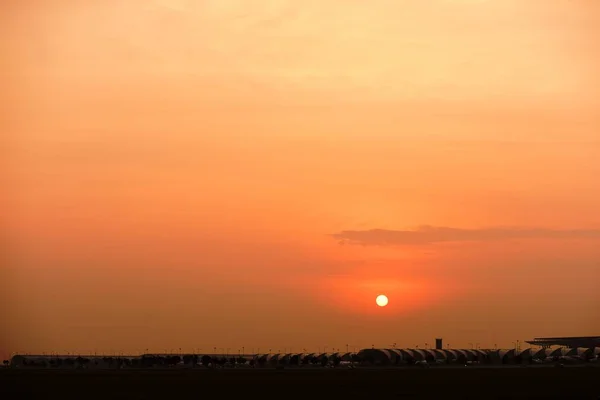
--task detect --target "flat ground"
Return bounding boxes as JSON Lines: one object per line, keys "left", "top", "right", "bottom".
{"left": 1, "top": 366, "right": 599, "bottom": 399}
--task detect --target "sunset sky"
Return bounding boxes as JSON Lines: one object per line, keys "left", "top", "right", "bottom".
{"left": 2, "top": 0, "right": 600, "bottom": 360}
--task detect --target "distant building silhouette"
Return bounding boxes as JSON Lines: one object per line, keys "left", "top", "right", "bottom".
{"left": 525, "top": 336, "right": 600, "bottom": 349}
{"left": 7, "top": 337, "right": 600, "bottom": 369}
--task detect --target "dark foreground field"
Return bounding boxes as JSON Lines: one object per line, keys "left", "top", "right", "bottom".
{"left": 2, "top": 367, "right": 599, "bottom": 399}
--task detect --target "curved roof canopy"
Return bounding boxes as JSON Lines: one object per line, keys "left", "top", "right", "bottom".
{"left": 565, "top": 348, "right": 588, "bottom": 357}
{"left": 497, "top": 349, "right": 516, "bottom": 359}
{"left": 549, "top": 348, "right": 570, "bottom": 357}
{"left": 357, "top": 349, "right": 393, "bottom": 363}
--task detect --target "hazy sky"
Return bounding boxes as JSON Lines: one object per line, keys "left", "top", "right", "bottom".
{"left": 2, "top": 0, "right": 600, "bottom": 359}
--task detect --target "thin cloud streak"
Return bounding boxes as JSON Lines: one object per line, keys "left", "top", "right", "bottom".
{"left": 331, "top": 226, "right": 600, "bottom": 246}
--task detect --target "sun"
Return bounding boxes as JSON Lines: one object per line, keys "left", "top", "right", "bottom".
{"left": 375, "top": 294, "right": 388, "bottom": 307}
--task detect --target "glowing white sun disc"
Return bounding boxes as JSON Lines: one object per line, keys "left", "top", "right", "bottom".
{"left": 376, "top": 294, "right": 388, "bottom": 307}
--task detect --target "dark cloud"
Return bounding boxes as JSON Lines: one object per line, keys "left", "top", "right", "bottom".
{"left": 330, "top": 226, "right": 600, "bottom": 246}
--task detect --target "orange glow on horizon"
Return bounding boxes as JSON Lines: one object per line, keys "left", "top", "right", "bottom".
{"left": 317, "top": 272, "right": 462, "bottom": 317}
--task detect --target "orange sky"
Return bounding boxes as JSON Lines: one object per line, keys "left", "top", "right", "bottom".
{"left": 2, "top": 0, "right": 600, "bottom": 360}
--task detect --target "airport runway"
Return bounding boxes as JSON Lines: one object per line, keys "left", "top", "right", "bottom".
{"left": 2, "top": 365, "right": 599, "bottom": 399}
